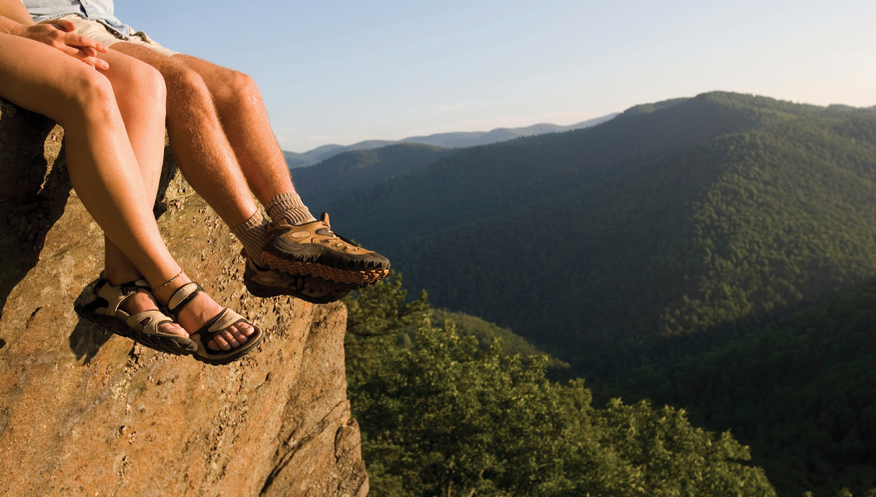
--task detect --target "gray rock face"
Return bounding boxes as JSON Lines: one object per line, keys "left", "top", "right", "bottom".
{"left": 0, "top": 99, "right": 368, "bottom": 496}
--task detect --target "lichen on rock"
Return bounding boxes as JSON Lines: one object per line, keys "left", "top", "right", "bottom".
{"left": 0, "top": 98, "right": 368, "bottom": 496}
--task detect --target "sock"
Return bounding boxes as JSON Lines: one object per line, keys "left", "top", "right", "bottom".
{"left": 266, "top": 192, "right": 317, "bottom": 225}
{"left": 230, "top": 210, "right": 270, "bottom": 267}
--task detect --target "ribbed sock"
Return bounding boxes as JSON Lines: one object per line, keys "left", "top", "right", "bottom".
{"left": 230, "top": 210, "right": 270, "bottom": 267}
{"left": 265, "top": 192, "right": 317, "bottom": 226}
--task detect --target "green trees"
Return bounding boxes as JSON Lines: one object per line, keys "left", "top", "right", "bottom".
{"left": 619, "top": 278, "right": 876, "bottom": 496}
{"left": 344, "top": 277, "right": 775, "bottom": 496}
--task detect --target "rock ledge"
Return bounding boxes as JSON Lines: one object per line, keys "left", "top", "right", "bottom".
{"left": 0, "top": 99, "right": 368, "bottom": 496}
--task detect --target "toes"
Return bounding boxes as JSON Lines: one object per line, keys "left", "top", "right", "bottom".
{"left": 222, "top": 330, "right": 241, "bottom": 348}
{"left": 235, "top": 322, "right": 255, "bottom": 338}
{"left": 159, "top": 322, "right": 188, "bottom": 338}
{"left": 209, "top": 334, "right": 231, "bottom": 351}
{"left": 204, "top": 325, "right": 255, "bottom": 352}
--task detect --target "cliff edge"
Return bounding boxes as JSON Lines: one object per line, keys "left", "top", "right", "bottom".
{"left": 0, "top": 99, "right": 368, "bottom": 496}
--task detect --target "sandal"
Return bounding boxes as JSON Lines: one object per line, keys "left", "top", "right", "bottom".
{"left": 242, "top": 249, "right": 355, "bottom": 304}
{"left": 75, "top": 278, "right": 198, "bottom": 355}
{"left": 164, "top": 281, "right": 264, "bottom": 365}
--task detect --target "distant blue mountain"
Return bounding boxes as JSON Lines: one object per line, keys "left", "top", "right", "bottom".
{"left": 283, "top": 113, "right": 619, "bottom": 169}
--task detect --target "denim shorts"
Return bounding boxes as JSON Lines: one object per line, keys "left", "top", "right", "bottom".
{"left": 55, "top": 15, "right": 178, "bottom": 57}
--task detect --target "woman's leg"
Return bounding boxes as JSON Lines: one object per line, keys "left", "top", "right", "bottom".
{"left": 94, "top": 49, "right": 168, "bottom": 287}
{"left": 95, "top": 48, "right": 257, "bottom": 351}
{"left": 0, "top": 35, "right": 253, "bottom": 350}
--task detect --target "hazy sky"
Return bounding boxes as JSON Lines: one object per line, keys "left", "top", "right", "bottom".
{"left": 116, "top": 0, "right": 875, "bottom": 152}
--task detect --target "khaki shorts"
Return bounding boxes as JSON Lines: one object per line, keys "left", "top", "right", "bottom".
{"left": 52, "top": 15, "right": 178, "bottom": 57}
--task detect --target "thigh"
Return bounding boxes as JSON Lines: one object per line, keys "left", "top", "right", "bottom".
{"left": 0, "top": 32, "right": 106, "bottom": 125}
{"left": 96, "top": 45, "right": 165, "bottom": 101}
{"left": 112, "top": 42, "right": 189, "bottom": 80}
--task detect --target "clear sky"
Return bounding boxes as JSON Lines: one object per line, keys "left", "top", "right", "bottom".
{"left": 115, "top": 0, "right": 875, "bottom": 152}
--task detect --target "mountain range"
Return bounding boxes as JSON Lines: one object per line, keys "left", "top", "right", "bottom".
{"left": 281, "top": 113, "right": 618, "bottom": 168}
{"left": 290, "top": 91, "right": 876, "bottom": 496}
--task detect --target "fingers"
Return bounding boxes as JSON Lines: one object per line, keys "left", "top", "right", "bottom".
{"left": 39, "top": 21, "right": 109, "bottom": 53}
{"left": 64, "top": 32, "right": 108, "bottom": 53}
{"left": 68, "top": 48, "right": 110, "bottom": 70}
{"left": 49, "top": 19, "right": 77, "bottom": 32}
{"left": 52, "top": 36, "right": 109, "bottom": 69}
{"left": 60, "top": 32, "right": 110, "bottom": 69}
{"left": 86, "top": 55, "right": 111, "bottom": 71}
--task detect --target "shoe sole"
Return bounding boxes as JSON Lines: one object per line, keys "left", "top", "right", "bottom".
{"left": 243, "top": 272, "right": 355, "bottom": 304}
{"left": 74, "top": 304, "right": 198, "bottom": 356}
{"left": 262, "top": 252, "right": 390, "bottom": 285}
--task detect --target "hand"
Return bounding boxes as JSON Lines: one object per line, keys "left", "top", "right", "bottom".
{"left": 15, "top": 19, "right": 109, "bottom": 69}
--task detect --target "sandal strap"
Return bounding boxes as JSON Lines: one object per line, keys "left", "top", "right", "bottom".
{"left": 166, "top": 282, "right": 203, "bottom": 317}
{"left": 191, "top": 308, "right": 247, "bottom": 346}
{"left": 125, "top": 309, "right": 175, "bottom": 336}
{"left": 89, "top": 278, "right": 151, "bottom": 316}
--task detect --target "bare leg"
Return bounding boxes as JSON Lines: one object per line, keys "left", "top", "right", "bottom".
{"left": 173, "top": 55, "right": 296, "bottom": 205}
{"left": 98, "top": 48, "right": 256, "bottom": 350}
{"left": 96, "top": 49, "right": 168, "bottom": 286}
{"left": 1, "top": 35, "right": 185, "bottom": 337}
{"left": 111, "top": 42, "right": 259, "bottom": 227}
{"left": 1, "top": 35, "right": 251, "bottom": 350}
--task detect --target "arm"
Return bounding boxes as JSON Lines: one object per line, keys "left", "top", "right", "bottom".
{"left": 0, "top": 0, "right": 108, "bottom": 69}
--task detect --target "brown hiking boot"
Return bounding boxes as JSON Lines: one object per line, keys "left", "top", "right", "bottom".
{"left": 262, "top": 213, "right": 390, "bottom": 286}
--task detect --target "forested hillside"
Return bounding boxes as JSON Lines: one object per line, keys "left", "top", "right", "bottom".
{"left": 314, "top": 94, "right": 876, "bottom": 373}
{"left": 323, "top": 92, "right": 774, "bottom": 246}
{"left": 619, "top": 277, "right": 876, "bottom": 497}
{"left": 322, "top": 92, "right": 876, "bottom": 496}
{"left": 343, "top": 275, "right": 778, "bottom": 497}
{"left": 389, "top": 108, "right": 876, "bottom": 377}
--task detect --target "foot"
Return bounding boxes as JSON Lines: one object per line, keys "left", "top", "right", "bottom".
{"left": 262, "top": 212, "right": 390, "bottom": 285}
{"left": 76, "top": 277, "right": 197, "bottom": 356}
{"left": 117, "top": 289, "right": 188, "bottom": 338}
{"left": 154, "top": 276, "right": 255, "bottom": 351}
{"left": 242, "top": 249, "right": 355, "bottom": 303}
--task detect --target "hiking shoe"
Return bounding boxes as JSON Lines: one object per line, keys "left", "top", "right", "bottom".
{"left": 262, "top": 212, "right": 390, "bottom": 286}
{"left": 242, "top": 250, "right": 355, "bottom": 304}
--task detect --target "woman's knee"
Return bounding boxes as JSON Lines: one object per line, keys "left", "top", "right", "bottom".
{"left": 113, "top": 60, "right": 167, "bottom": 114}
{"left": 67, "top": 68, "right": 118, "bottom": 122}
{"left": 132, "top": 61, "right": 167, "bottom": 107}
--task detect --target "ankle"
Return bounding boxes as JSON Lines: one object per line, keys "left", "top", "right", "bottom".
{"left": 152, "top": 272, "right": 193, "bottom": 307}
{"left": 266, "top": 192, "right": 316, "bottom": 225}
{"left": 231, "top": 210, "right": 270, "bottom": 266}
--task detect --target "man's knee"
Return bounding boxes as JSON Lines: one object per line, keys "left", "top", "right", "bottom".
{"left": 164, "top": 63, "right": 212, "bottom": 105}
{"left": 213, "top": 69, "right": 261, "bottom": 107}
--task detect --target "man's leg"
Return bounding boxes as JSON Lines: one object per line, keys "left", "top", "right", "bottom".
{"left": 168, "top": 56, "right": 300, "bottom": 206}
{"left": 111, "top": 43, "right": 290, "bottom": 272}
{"left": 169, "top": 56, "right": 389, "bottom": 287}
{"left": 112, "top": 43, "right": 388, "bottom": 289}
{"left": 171, "top": 55, "right": 317, "bottom": 227}
{"left": 111, "top": 43, "right": 259, "bottom": 228}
